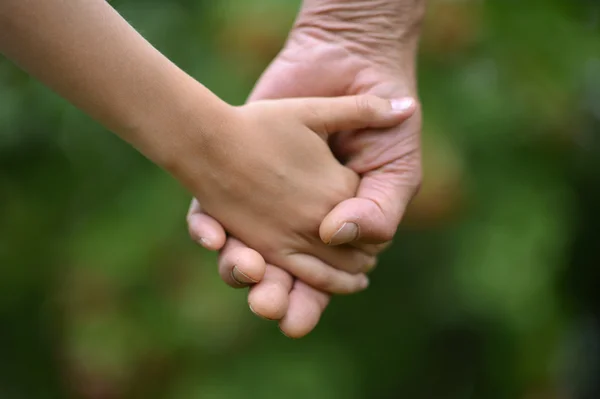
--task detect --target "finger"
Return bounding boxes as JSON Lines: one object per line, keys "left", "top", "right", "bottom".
{"left": 320, "top": 156, "right": 421, "bottom": 245}
{"left": 284, "top": 253, "right": 369, "bottom": 294}
{"left": 320, "top": 102, "right": 422, "bottom": 245}
{"left": 299, "top": 95, "right": 416, "bottom": 137}
{"left": 279, "top": 280, "right": 330, "bottom": 339}
{"left": 311, "top": 245, "right": 375, "bottom": 275}
{"left": 248, "top": 265, "right": 294, "bottom": 321}
{"left": 218, "top": 237, "right": 266, "bottom": 288}
{"left": 351, "top": 241, "right": 392, "bottom": 256}
{"left": 187, "top": 199, "right": 227, "bottom": 251}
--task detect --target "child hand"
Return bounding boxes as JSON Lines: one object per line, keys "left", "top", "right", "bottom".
{"left": 177, "top": 95, "right": 407, "bottom": 294}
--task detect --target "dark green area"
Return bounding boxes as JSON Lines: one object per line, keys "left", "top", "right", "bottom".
{"left": 1, "top": 0, "right": 600, "bottom": 398}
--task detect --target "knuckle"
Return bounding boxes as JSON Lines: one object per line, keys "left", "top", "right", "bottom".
{"left": 355, "top": 95, "right": 376, "bottom": 118}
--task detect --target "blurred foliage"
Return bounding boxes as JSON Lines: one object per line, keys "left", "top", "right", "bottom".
{"left": 1, "top": 0, "right": 600, "bottom": 398}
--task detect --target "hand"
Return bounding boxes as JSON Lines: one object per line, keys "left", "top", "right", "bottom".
{"left": 188, "top": 1, "right": 424, "bottom": 337}
{"left": 182, "top": 95, "right": 410, "bottom": 295}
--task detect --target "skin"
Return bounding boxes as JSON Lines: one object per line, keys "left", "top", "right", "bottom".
{"left": 181, "top": 96, "right": 415, "bottom": 295}
{"left": 188, "top": 0, "right": 426, "bottom": 338}
{"left": 0, "top": 1, "right": 415, "bottom": 300}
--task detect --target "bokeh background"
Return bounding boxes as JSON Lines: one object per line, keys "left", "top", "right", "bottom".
{"left": 2, "top": 0, "right": 600, "bottom": 398}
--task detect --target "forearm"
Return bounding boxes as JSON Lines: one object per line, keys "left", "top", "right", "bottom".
{"left": 295, "top": 0, "right": 425, "bottom": 81}
{"left": 0, "top": 0, "right": 228, "bottom": 169}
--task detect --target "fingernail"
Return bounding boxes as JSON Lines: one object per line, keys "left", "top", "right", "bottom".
{"left": 390, "top": 98, "right": 415, "bottom": 113}
{"left": 249, "top": 303, "right": 276, "bottom": 321}
{"left": 248, "top": 303, "right": 260, "bottom": 317}
{"left": 279, "top": 328, "right": 295, "bottom": 339}
{"left": 328, "top": 222, "right": 359, "bottom": 245}
{"left": 231, "top": 266, "right": 257, "bottom": 285}
{"left": 198, "top": 237, "right": 211, "bottom": 248}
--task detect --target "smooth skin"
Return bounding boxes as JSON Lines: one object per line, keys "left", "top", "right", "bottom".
{"left": 0, "top": 1, "right": 415, "bottom": 295}
{"left": 188, "top": 0, "right": 426, "bottom": 337}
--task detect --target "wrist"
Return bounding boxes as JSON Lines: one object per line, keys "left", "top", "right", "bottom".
{"left": 294, "top": 0, "right": 424, "bottom": 66}
{"left": 129, "top": 79, "right": 235, "bottom": 179}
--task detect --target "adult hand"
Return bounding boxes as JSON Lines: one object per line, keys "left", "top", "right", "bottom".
{"left": 188, "top": 0, "right": 425, "bottom": 337}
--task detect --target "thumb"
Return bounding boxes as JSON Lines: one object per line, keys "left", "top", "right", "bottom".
{"left": 319, "top": 158, "right": 421, "bottom": 245}
{"left": 300, "top": 95, "right": 416, "bottom": 136}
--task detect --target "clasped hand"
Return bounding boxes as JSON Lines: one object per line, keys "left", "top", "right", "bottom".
{"left": 183, "top": 94, "right": 415, "bottom": 337}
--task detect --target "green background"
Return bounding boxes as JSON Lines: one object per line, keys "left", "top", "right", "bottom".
{"left": 1, "top": 0, "right": 600, "bottom": 398}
